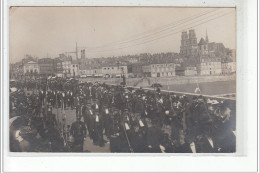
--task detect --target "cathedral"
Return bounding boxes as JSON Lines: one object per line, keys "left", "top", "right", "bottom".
{"left": 180, "top": 29, "right": 229, "bottom": 59}
{"left": 180, "top": 29, "right": 199, "bottom": 57}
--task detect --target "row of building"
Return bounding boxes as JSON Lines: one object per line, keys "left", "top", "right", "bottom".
{"left": 10, "top": 29, "right": 236, "bottom": 79}
{"left": 10, "top": 54, "right": 236, "bottom": 79}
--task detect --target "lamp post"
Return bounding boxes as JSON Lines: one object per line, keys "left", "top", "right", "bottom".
{"left": 116, "top": 60, "right": 126, "bottom": 86}
{"left": 122, "top": 68, "right": 126, "bottom": 86}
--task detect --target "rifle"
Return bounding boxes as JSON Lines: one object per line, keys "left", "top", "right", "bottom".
{"left": 120, "top": 113, "right": 134, "bottom": 153}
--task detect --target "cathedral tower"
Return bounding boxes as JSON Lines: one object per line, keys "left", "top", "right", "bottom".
{"left": 180, "top": 29, "right": 199, "bottom": 57}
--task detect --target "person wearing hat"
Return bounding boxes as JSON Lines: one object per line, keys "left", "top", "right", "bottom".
{"left": 70, "top": 116, "right": 86, "bottom": 152}
{"left": 131, "top": 94, "right": 146, "bottom": 120}
{"left": 102, "top": 104, "right": 112, "bottom": 138}
{"left": 169, "top": 101, "right": 183, "bottom": 145}
{"left": 161, "top": 94, "right": 172, "bottom": 125}
{"left": 109, "top": 109, "right": 122, "bottom": 152}
{"left": 117, "top": 108, "right": 134, "bottom": 152}
{"left": 85, "top": 103, "right": 95, "bottom": 140}
{"left": 146, "top": 119, "right": 164, "bottom": 153}
{"left": 112, "top": 91, "right": 124, "bottom": 111}
{"left": 129, "top": 113, "right": 148, "bottom": 152}
{"left": 43, "top": 106, "right": 64, "bottom": 152}
{"left": 81, "top": 102, "right": 88, "bottom": 127}
{"left": 75, "top": 95, "right": 82, "bottom": 119}
{"left": 93, "top": 107, "right": 104, "bottom": 147}
{"left": 213, "top": 101, "right": 235, "bottom": 153}
{"left": 101, "top": 90, "right": 113, "bottom": 108}
{"left": 122, "top": 92, "right": 133, "bottom": 112}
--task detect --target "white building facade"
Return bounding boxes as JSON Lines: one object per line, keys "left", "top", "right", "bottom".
{"left": 197, "top": 59, "right": 222, "bottom": 75}
{"left": 23, "top": 61, "right": 39, "bottom": 74}
{"left": 151, "top": 63, "right": 175, "bottom": 77}
{"left": 102, "top": 65, "right": 128, "bottom": 78}
{"left": 221, "top": 62, "right": 236, "bottom": 74}
{"left": 70, "top": 61, "right": 79, "bottom": 77}
{"left": 62, "top": 59, "right": 72, "bottom": 77}
{"left": 184, "top": 66, "right": 197, "bottom": 76}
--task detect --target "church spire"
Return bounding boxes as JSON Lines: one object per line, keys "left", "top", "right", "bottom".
{"left": 205, "top": 29, "right": 209, "bottom": 43}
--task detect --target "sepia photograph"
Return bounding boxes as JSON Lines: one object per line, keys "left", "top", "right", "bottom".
{"left": 9, "top": 7, "right": 237, "bottom": 153}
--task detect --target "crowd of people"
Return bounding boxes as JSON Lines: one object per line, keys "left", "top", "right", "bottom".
{"left": 9, "top": 77, "right": 236, "bottom": 153}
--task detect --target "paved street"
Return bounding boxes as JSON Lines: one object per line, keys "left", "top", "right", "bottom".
{"left": 52, "top": 107, "right": 110, "bottom": 152}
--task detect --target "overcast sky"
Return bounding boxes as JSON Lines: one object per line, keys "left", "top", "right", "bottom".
{"left": 10, "top": 7, "right": 236, "bottom": 63}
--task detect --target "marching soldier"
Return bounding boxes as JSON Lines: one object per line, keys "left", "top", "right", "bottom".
{"left": 130, "top": 114, "right": 148, "bottom": 152}
{"left": 87, "top": 104, "right": 96, "bottom": 140}
{"left": 102, "top": 105, "right": 112, "bottom": 138}
{"left": 70, "top": 116, "right": 86, "bottom": 152}
{"left": 213, "top": 101, "right": 235, "bottom": 153}
{"left": 70, "top": 91, "right": 74, "bottom": 109}
{"left": 10, "top": 77, "right": 236, "bottom": 153}
{"left": 146, "top": 119, "right": 164, "bottom": 153}
{"left": 93, "top": 107, "right": 104, "bottom": 147}
{"left": 75, "top": 95, "right": 82, "bottom": 119}
{"left": 109, "top": 108, "right": 122, "bottom": 152}
{"left": 66, "top": 91, "right": 71, "bottom": 108}
{"left": 120, "top": 108, "right": 134, "bottom": 152}
{"left": 44, "top": 106, "right": 63, "bottom": 152}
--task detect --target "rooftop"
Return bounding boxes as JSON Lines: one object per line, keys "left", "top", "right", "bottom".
{"left": 198, "top": 38, "right": 207, "bottom": 45}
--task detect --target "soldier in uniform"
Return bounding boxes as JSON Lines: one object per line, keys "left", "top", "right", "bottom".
{"left": 213, "top": 101, "right": 235, "bottom": 153}
{"left": 119, "top": 109, "right": 133, "bottom": 153}
{"left": 102, "top": 104, "right": 112, "bottom": 138}
{"left": 86, "top": 104, "right": 95, "bottom": 140}
{"left": 109, "top": 108, "right": 122, "bottom": 152}
{"left": 70, "top": 91, "right": 74, "bottom": 109}
{"left": 130, "top": 113, "right": 148, "bottom": 152}
{"left": 70, "top": 116, "right": 86, "bottom": 152}
{"left": 61, "top": 91, "right": 66, "bottom": 109}
{"left": 146, "top": 119, "right": 164, "bottom": 153}
{"left": 44, "top": 106, "right": 63, "bottom": 152}
{"left": 75, "top": 95, "right": 82, "bottom": 119}
{"left": 57, "top": 91, "right": 62, "bottom": 108}
{"left": 93, "top": 107, "right": 104, "bottom": 147}
{"left": 66, "top": 91, "right": 71, "bottom": 109}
